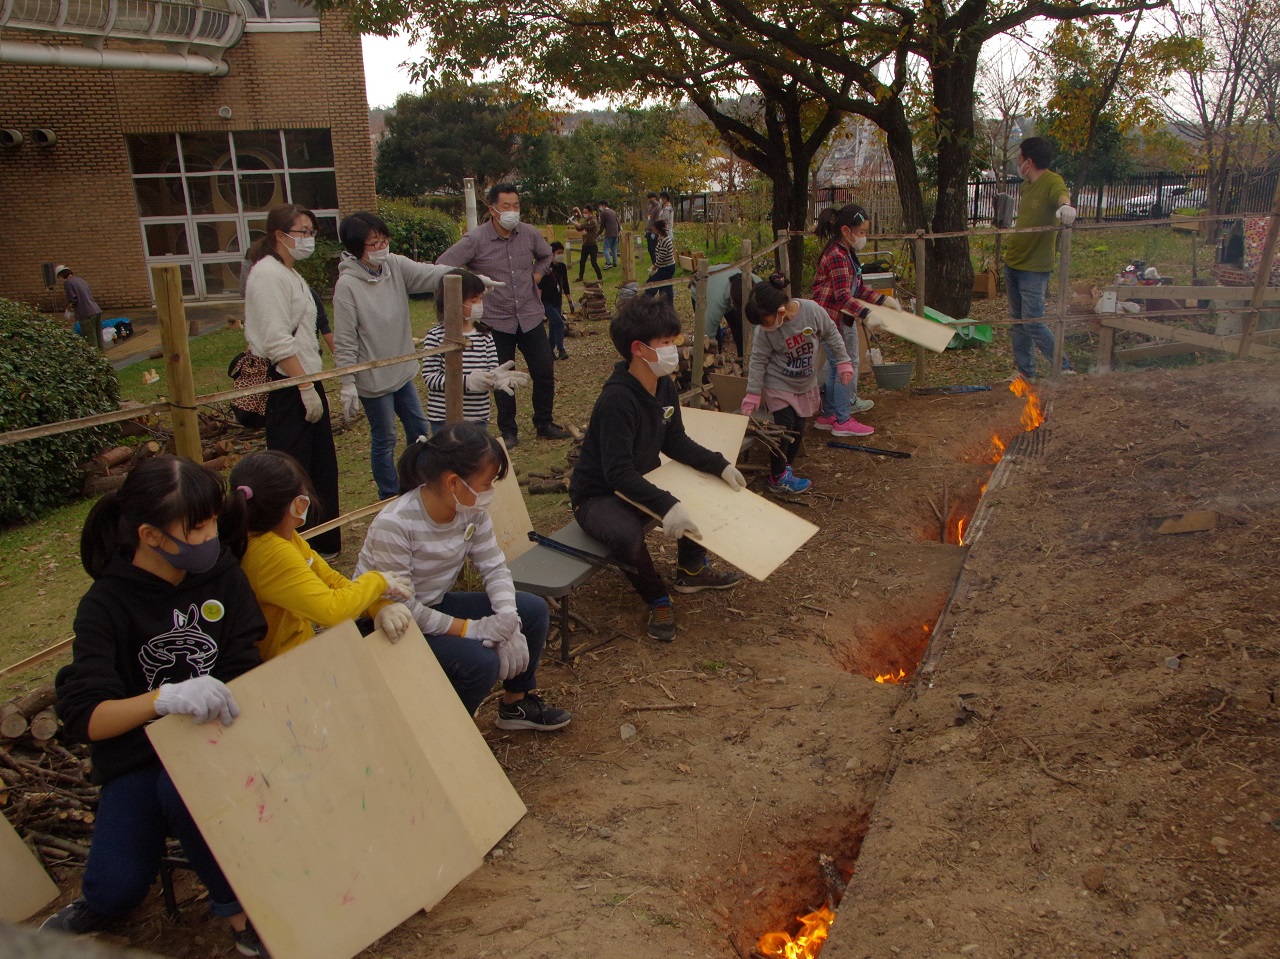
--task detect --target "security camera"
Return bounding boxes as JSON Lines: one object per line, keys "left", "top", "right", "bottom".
{"left": 218, "top": 106, "right": 233, "bottom": 119}
{"left": 1, "top": 129, "right": 23, "bottom": 148}
{"left": 31, "top": 128, "right": 57, "bottom": 147}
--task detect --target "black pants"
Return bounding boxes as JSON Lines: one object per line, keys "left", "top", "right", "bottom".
{"left": 574, "top": 496, "right": 706, "bottom": 606}
{"left": 265, "top": 378, "right": 341, "bottom": 554}
{"left": 771, "top": 404, "right": 806, "bottom": 479}
{"left": 490, "top": 324, "right": 556, "bottom": 437}
{"left": 645, "top": 231, "right": 658, "bottom": 264}
{"left": 578, "top": 242, "right": 601, "bottom": 281}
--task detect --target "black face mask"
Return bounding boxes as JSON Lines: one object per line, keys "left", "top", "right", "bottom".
{"left": 157, "top": 529, "right": 221, "bottom": 574}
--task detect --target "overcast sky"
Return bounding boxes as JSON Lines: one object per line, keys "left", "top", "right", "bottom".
{"left": 363, "top": 33, "right": 428, "bottom": 109}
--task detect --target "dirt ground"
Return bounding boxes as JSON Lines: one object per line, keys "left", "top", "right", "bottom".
{"left": 33, "top": 359, "right": 1280, "bottom": 959}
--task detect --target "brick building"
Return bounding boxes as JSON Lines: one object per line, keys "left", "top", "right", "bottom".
{"left": 0, "top": 0, "right": 375, "bottom": 308}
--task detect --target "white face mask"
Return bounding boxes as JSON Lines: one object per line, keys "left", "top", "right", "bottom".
{"left": 366, "top": 247, "right": 390, "bottom": 266}
{"left": 290, "top": 495, "right": 310, "bottom": 523}
{"left": 852, "top": 234, "right": 868, "bottom": 251}
{"left": 643, "top": 343, "right": 680, "bottom": 377}
{"left": 467, "top": 302, "right": 484, "bottom": 323}
{"left": 454, "top": 477, "right": 494, "bottom": 512}
{"left": 288, "top": 234, "right": 315, "bottom": 260}
{"left": 553, "top": 254, "right": 564, "bottom": 264}
{"left": 497, "top": 210, "right": 521, "bottom": 231}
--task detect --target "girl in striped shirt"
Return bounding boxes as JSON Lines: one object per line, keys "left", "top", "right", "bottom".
{"left": 646, "top": 220, "right": 676, "bottom": 303}
{"left": 354, "top": 424, "right": 572, "bottom": 730}
{"left": 421, "top": 269, "right": 524, "bottom": 433}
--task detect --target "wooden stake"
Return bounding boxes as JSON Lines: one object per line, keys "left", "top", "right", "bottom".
{"left": 913, "top": 231, "right": 928, "bottom": 384}
{"left": 776, "top": 230, "right": 791, "bottom": 296}
{"left": 740, "top": 238, "right": 754, "bottom": 357}
{"left": 1237, "top": 176, "right": 1280, "bottom": 360}
{"left": 152, "top": 264, "right": 202, "bottom": 462}
{"left": 1053, "top": 224, "right": 1072, "bottom": 373}
{"left": 442, "top": 273, "right": 464, "bottom": 425}
{"left": 693, "top": 261, "right": 709, "bottom": 398}
{"left": 622, "top": 230, "right": 636, "bottom": 284}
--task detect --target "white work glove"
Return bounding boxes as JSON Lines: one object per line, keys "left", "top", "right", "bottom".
{"left": 377, "top": 571, "right": 415, "bottom": 601}
{"left": 721, "top": 464, "right": 746, "bottom": 491}
{"left": 1056, "top": 204, "right": 1078, "bottom": 227}
{"left": 466, "top": 611, "right": 519, "bottom": 644}
{"left": 64, "top": 307, "right": 73, "bottom": 321}
{"left": 479, "top": 275, "right": 506, "bottom": 291}
{"left": 661, "top": 502, "right": 700, "bottom": 540}
{"left": 341, "top": 382, "right": 360, "bottom": 420}
{"left": 857, "top": 304, "right": 887, "bottom": 331}
{"left": 299, "top": 384, "right": 324, "bottom": 424}
{"left": 374, "top": 603, "right": 414, "bottom": 643}
{"left": 154, "top": 675, "right": 240, "bottom": 726}
{"left": 464, "top": 368, "right": 500, "bottom": 392}
{"left": 496, "top": 628, "right": 530, "bottom": 681}
{"left": 492, "top": 360, "right": 531, "bottom": 396}
{"left": 881, "top": 295, "right": 903, "bottom": 311}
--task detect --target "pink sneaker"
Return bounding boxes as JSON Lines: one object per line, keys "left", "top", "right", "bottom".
{"left": 831, "top": 417, "right": 874, "bottom": 437}
{"left": 812, "top": 414, "right": 837, "bottom": 431}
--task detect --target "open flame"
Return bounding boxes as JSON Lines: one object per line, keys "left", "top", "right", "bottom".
{"left": 758, "top": 905, "right": 836, "bottom": 959}
{"left": 1008, "top": 377, "right": 1045, "bottom": 430}
{"left": 988, "top": 433, "right": 1006, "bottom": 463}
{"left": 955, "top": 516, "right": 967, "bottom": 546}
{"left": 874, "top": 668, "right": 906, "bottom": 684}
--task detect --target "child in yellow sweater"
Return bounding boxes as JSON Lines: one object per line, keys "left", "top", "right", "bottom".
{"left": 220, "top": 451, "right": 414, "bottom": 658}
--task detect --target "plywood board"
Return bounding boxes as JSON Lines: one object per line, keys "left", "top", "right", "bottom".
{"left": 622, "top": 409, "right": 817, "bottom": 580}
{"left": 0, "top": 811, "right": 59, "bottom": 922}
{"left": 364, "top": 619, "right": 526, "bottom": 854}
{"left": 489, "top": 437, "right": 535, "bottom": 562}
{"left": 148, "top": 621, "right": 483, "bottom": 959}
{"left": 672, "top": 406, "right": 749, "bottom": 463}
{"left": 708, "top": 373, "right": 748, "bottom": 415}
{"left": 861, "top": 302, "right": 955, "bottom": 354}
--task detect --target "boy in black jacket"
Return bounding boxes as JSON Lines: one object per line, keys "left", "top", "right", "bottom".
{"left": 539, "top": 240, "right": 572, "bottom": 360}
{"left": 570, "top": 297, "right": 743, "bottom": 641}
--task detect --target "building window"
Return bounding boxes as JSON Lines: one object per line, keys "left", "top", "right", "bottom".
{"left": 127, "top": 129, "right": 338, "bottom": 299}
{"left": 243, "top": 0, "right": 319, "bottom": 32}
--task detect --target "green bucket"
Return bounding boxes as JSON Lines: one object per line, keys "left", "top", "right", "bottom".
{"left": 923, "top": 306, "right": 993, "bottom": 349}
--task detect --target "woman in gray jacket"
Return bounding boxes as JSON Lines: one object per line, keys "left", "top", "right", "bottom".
{"left": 333, "top": 211, "right": 456, "bottom": 499}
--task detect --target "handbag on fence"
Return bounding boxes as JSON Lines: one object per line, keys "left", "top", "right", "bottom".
{"left": 227, "top": 349, "right": 270, "bottom": 427}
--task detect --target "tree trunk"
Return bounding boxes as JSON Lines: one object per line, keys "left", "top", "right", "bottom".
{"left": 930, "top": 58, "right": 979, "bottom": 318}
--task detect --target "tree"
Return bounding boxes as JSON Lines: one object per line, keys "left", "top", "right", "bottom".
{"left": 374, "top": 84, "right": 552, "bottom": 197}
{"left": 1030, "top": 15, "right": 1201, "bottom": 195}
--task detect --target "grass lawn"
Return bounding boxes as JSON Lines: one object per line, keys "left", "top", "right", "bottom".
{"left": 0, "top": 220, "right": 1225, "bottom": 698}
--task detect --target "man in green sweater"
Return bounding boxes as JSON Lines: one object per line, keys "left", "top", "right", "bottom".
{"left": 1004, "top": 136, "right": 1078, "bottom": 379}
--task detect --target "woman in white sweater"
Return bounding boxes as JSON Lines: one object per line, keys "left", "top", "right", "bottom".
{"left": 243, "top": 203, "right": 342, "bottom": 558}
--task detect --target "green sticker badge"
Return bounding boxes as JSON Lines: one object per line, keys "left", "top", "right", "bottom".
{"left": 201, "top": 599, "right": 225, "bottom": 622}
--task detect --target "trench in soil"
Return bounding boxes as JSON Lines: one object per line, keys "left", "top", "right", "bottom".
{"left": 732, "top": 392, "right": 1041, "bottom": 955}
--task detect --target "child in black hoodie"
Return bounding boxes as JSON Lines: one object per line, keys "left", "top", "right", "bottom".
{"left": 569, "top": 297, "right": 744, "bottom": 642}
{"left": 43, "top": 456, "right": 270, "bottom": 957}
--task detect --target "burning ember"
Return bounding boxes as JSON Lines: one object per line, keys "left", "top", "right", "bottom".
{"left": 757, "top": 905, "right": 836, "bottom": 959}
{"left": 874, "top": 668, "right": 906, "bottom": 684}
{"left": 1008, "top": 377, "right": 1045, "bottom": 430}
{"left": 988, "top": 433, "right": 1006, "bottom": 463}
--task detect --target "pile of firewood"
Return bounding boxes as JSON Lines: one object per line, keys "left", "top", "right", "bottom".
{"left": 575, "top": 283, "right": 611, "bottom": 321}
{"left": 518, "top": 424, "right": 585, "bottom": 495}
{"left": 1, "top": 684, "right": 98, "bottom": 871}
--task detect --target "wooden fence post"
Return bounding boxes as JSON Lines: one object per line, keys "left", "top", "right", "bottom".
{"left": 622, "top": 230, "right": 636, "bottom": 285}
{"left": 740, "top": 238, "right": 753, "bottom": 357}
{"left": 692, "top": 260, "right": 709, "bottom": 400}
{"left": 152, "top": 264, "right": 202, "bottom": 462}
{"left": 442, "top": 274, "right": 464, "bottom": 424}
{"left": 913, "top": 230, "right": 928, "bottom": 384}
{"left": 1053, "top": 225, "right": 1073, "bottom": 373}
{"left": 1236, "top": 177, "right": 1280, "bottom": 360}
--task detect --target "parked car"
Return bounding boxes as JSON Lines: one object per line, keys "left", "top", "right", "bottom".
{"left": 1123, "top": 185, "right": 1191, "bottom": 218}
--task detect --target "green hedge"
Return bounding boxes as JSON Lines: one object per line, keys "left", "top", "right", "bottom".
{"left": 0, "top": 299, "right": 120, "bottom": 525}
{"left": 377, "top": 199, "right": 462, "bottom": 263}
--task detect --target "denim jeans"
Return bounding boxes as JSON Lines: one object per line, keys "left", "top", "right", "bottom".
{"left": 819, "top": 325, "right": 860, "bottom": 420}
{"left": 361, "top": 379, "right": 431, "bottom": 499}
{"left": 602, "top": 235, "right": 619, "bottom": 266}
{"left": 646, "top": 265, "right": 676, "bottom": 303}
{"left": 82, "top": 763, "right": 241, "bottom": 919}
{"left": 1004, "top": 266, "right": 1074, "bottom": 377}
{"left": 545, "top": 303, "right": 567, "bottom": 356}
{"left": 427, "top": 591, "right": 549, "bottom": 715}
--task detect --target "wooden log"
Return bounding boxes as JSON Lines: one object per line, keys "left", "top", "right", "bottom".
{"left": 28, "top": 708, "right": 58, "bottom": 743}
{"left": 82, "top": 473, "right": 128, "bottom": 497}
{"left": 12, "top": 685, "right": 56, "bottom": 718}
{"left": 201, "top": 454, "right": 236, "bottom": 472}
{"left": 0, "top": 704, "right": 27, "bottom": 740}
{"left": 24, "top": 829, "right": 89, "bottom": 860}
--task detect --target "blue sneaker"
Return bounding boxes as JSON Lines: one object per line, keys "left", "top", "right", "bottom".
{"left": 768, "top": 466, "right": 812, "bottom": 495}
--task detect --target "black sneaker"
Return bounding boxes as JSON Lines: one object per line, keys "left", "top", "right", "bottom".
{"left": 234, "top": 920, "right": 271, "bottom": 958}
{"left": 41, "top": 897, "right": 113, "bottom": 935}
{"left": 501, "top": 431, "right": 520, "bottom": 449}
{"left": 495, "top": 693, "right": 573, "bottom": 731}
{"left": 646, "top": 600, "right": 677, "bottom": 642}
{"left": 674, "top": 560, "right": 742, "bottom": 593}
{"left": 536, "top": 423, "right": 572, "bottom": 440}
